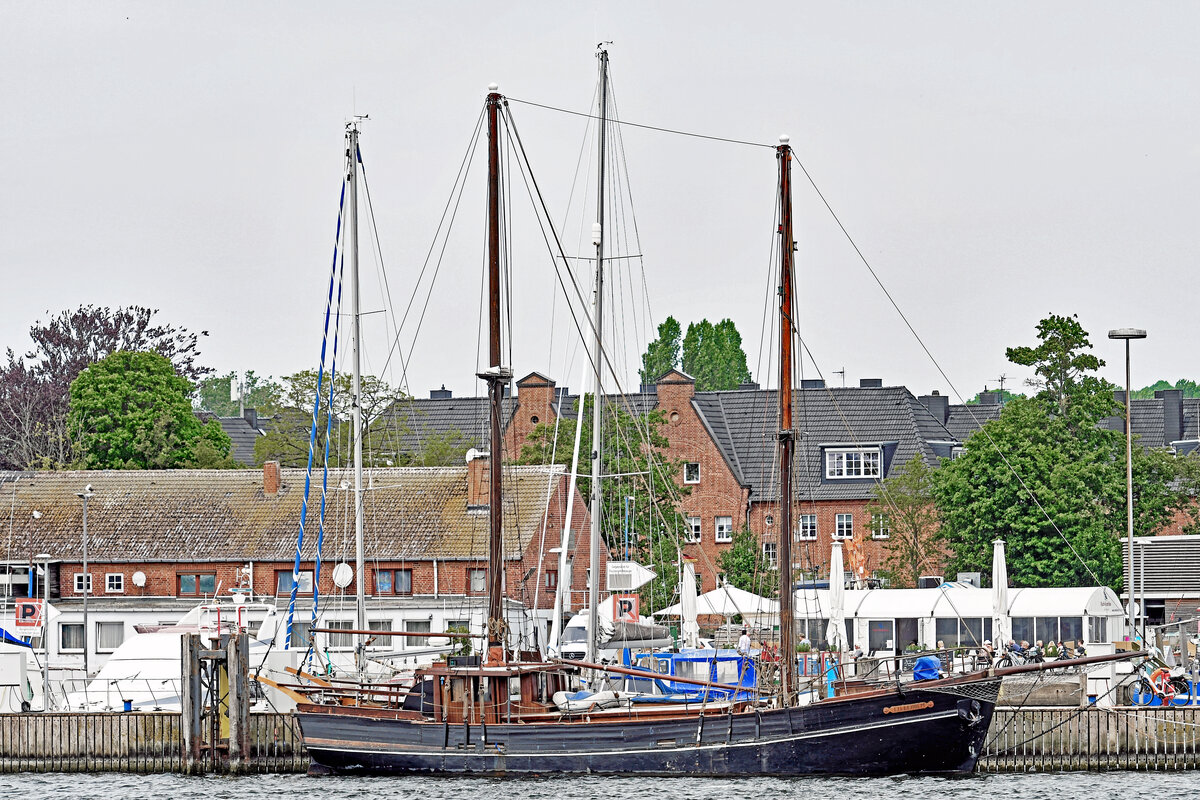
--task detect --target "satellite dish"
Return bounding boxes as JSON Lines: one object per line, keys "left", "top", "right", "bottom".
{"left": 332, "top": 563, "right": 354, "bottom": 588}
{"left": 132, "top": 571, "right": 147, "bottom": 588}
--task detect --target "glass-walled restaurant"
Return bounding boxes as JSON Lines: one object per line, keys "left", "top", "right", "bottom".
{"left": 759, "top": 585, "right": 1124, "bottom": 657}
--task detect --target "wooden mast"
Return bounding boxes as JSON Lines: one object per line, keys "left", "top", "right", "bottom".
{"left": 776, "top": 134, "right": 797, "bottom": 703}
{"left": 482, "top": 85, "right": 509, "bottom": 662}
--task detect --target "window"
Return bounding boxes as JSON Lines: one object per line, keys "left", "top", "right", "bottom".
{"left": 326, "top": 620, "right": 355, "bottom": 649}
{"left": 375, "top": 568, "right": 413, "bottom": 595}
{"left": 73, "top": 573, "right": 92, "bottom": 594}
{"left": 868, "top": 620, "right": 894, "bottom": 654}
{"left": 871, "top": 514, "right": 890, "bottom": 540}
{"left": 275, "top": 570, "right": 313, "bottom": 595}
{"left": 545, "top": 570, "right": 558, "bottom": 589}
{"left": 1088, "top": 616, "right": 1107, "bottom": 644}
{"left": 468, "top": 568, "right": 487, "bottom": 594}
{"left": 834, "top": 514, "right": 853, "bottom": 540}
{"left": 1011, "top": 617, "right": 1034, "bottom": 645}
{"left": 685, "top": 516, "right": 702, "bottom": 543}
{"left": 683, "top": 462, "right": 700, "bottom": 484}
{"left": 406, "top": 619, "right": 431, "bottom": 647}
{"left": 96, "top": 621, "right": 124, "bottom": 652}
{"left": 796, "top": 514, "right": 817, "bottom": 541}
{"left": 368, "top": 619, "right": 393, "bottom": 647}
{"left": 825, "top": 448, "right": 881, "bottom": 479}
{"left": 105, "top": 573, "right": 124, "bottom": 593}
{"left": 60, "top": 622, "right": 84, "bottom": 651}
{"left": 289, "top": 621, "right": 312, "bottom": 648}
{"left": 715, "top": 516, "right": 733, "bottom": 543}
{"left": 179, "top": 573, "right": 218, "bottom": 596}
{"left": 762, "top": 542, "right": 778, "bottom": 569}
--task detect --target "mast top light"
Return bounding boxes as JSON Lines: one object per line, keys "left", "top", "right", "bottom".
{"left": 779, "top": 134, "right": 790, "bottom": 145}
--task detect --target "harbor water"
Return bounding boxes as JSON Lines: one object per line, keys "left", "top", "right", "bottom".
{"left": 0, "top": 771, "right": 1193, "bottom": 800}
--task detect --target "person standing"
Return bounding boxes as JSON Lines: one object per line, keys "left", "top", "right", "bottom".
{"left": 736, "top": 627, "right": 752, "bottom": 656}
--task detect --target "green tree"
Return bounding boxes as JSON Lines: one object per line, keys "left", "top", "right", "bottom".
{"left": 934, "top": 314, "right": 1191, "bottom": 589}
{"left": 866, "top": 456, "right": 942, "bottom": 588}
{"left": 639, "top": 316, "right": 682, "bottom": 384}
{"left": 681, "top": 319, "right": 752, "bottom": 391}
{"left": 717, "top": 527, "right": 778, "bottom": 596}
{"left": 68, "top": 351, "right": 232, "bottom": 469}
{"left": 196, "top": 370, "right": 283, "bottom": 416}
{"left": 1132, "top": 379, "right": 1200, "bottom": 399}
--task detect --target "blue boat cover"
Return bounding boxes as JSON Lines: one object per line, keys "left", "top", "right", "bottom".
{"left": 913, "top": 656, "right": 941, "bottom": 681}
{"left": 0, "top": 627, "right": 31, "bottom": 648}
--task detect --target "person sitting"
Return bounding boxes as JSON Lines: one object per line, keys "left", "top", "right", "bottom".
{"left": 976, "top": 640, "right": 995, "bottom": 667}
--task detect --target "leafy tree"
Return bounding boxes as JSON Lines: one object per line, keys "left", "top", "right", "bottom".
{"left": 639, "top": 316, "right": 682, "bottom": 384}
{"left": 935, "top": 314, "right": 1191, "bottom": 590}
{"left": 0, "top": 305, "right": 210, "bottom": 469}
{"left": 1133, "top": 379, "right": 1200, "bottom": 399}
{"left": 866, "top": 457, "right": 942, "bottom": 588}
{"left": 1005, "top": 313, "right": 1106, "bottom": 419}
{"left": 717, "top": 527, "right": 778, "bottom": 596}
{"left": 681, "top": 319, "right": 752, "bottom": 391}
{"left": 196, "top": 370, "right": 283, "bottom": 416}
{"left": 515, "top": 396, "right": 689, "bottom": 611}
{"left": 68, "top": 351, "right": 232, "bottom": 469}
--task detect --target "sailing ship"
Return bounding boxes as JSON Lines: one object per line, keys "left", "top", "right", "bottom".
{"left": 292, "top": 56, "right": 1023, "bottom": 776}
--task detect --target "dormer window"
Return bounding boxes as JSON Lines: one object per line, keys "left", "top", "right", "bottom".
{"left": 825, "top": 447, "right": 881, "bottom": 479}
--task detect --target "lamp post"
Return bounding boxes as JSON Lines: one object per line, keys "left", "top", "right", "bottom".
{"left": 76, "top": 485, "right": 94, "bottom": 676}
{"left": 34, "top": 552, "right": 52, "bottom": 711}
{"left": 1108, "top": 327, "right": 1146, "bottom": 638}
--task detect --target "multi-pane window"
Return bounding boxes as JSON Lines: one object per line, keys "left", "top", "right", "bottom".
{"left": 834, "top": 513, "right": 853, "bottom": 540}
{"left": 825, "top": 448, "right": 882, "bottom": 479}
{"left": 375, "top": 568, "right": 413, "bottom": 595}
{"left": 96, "top": 621, "right": 125, "bottom": 652}
{"left": 73, "top": 573, "right": 92, "bottom": 594}
{"left": 796, "top": 514, "right": 817, "bottom": 540}
{"left": 545, "top": 570, "right": 558, "bottom": 589}
{"left": 683, "top": 462, "right": 701, "bottom": 484}
{"left": 105, "top": 573, "right": 124, "bottom": 593}
{"left": 60, "top": 623, "right": 84, "bottom": 651}
{"left": 368, "top": 619, "right": 392, "bottom": 648}
{"left": 406, "top": 620, "right": 431, "bottom": 647}
{"left": 275, "top": 570, "right": 313, "bottom": 595}
{"left": 685, "top": 516, "right": 702, "bottom": 543}
{"left": 762, "top": 542, "right": 778, "bottom": 569}
{"left": 327, "top": 620, "right": 355, "bottom": 649}
{"left": 468, "top": 568, "right": 487, "bottom": 593}
{"left": 180, "top": 573, "right": 218, "bottom": 596}
{"left": 289, "top": 621, "right": 313, "bottom": 648}
{"left": 871, "top": 514, "right": 890, "bottom": 539}
{"left": 715, "top": 516, "right": 733, "bottom": 543}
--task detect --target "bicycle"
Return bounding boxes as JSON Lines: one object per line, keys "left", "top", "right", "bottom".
{"left": 1132, "top": 660, "right": 1190, "bottom": 705}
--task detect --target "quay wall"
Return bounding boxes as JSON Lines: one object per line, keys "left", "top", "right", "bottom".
{"left": 4, "top": 707, "right": 1200, "bottom": 773}
{"left": 0, "top": 712, "right": 306, "bottom": 774}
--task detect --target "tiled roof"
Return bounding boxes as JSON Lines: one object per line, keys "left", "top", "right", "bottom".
{"left": 693, "top": 385, "right": 956, "bottom": 502}
{"left": 0, "top": 465, "right": 565, "bottom": 564}
{"left": 372, "top": 396, "right": 517, "bottom": 454}
{"left": 946, "top": 403, "right": 1004, "bottom": 440}
{"left": 216, "top": 416, "right": 264, "bottom": 466}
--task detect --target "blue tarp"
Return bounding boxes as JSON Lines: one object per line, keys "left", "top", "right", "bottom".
{"left": 913, "top": 655, "right": 941, "bottom": 681}
{"left": 0, "top": 627, "right": 31, "bottom": 648}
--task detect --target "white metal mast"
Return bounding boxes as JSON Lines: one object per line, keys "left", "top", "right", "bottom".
{"left": 347, "top": 122, "right": 367, "bottom": 671}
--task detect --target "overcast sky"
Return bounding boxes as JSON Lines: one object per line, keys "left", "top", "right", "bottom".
{"left": 2, "top": 2, "right": 1196, "bottom": 405}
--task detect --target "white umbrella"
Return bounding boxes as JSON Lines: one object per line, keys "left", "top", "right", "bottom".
{"left": 655, "top": 585, "right": 779, "bottom": 617}
{"left": 825, "top": 542, "right": 846, "bottom": 653}
{"left": 680, "top": 561, "right": 701, "bottom": 648}
{"left": 992, "top": 538, "right": 1010, "bottom": 647}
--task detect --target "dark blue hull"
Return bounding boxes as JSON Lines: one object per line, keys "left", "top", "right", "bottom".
{"left": 297, "top": 678, "right": 999, "bottom": 776}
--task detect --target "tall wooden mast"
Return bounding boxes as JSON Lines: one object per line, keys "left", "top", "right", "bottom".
{"left": 481, "top": 85, "right": 509, "bottom": 661}
{"left": 587, "top": 46, "right": 609, "bottom": 665}
{"left": 776, "top": 134, "right": 797, "bottom": 703}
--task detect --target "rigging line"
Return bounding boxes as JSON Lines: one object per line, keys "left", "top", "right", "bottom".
{"left": 508, "top": 96, "right": 775, "bottom": 150}
{"left": 784, "top": 151, "right": 1101, "bottom": 584}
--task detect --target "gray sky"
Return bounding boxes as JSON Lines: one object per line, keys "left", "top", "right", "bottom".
{"left": 3, "top": 2, "right": 1196, "bottom": 405}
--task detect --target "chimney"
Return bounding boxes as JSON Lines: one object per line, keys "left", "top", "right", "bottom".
{"left": 919, "top": 393, "right": 950, "bottom": 424}
{"left": 978, "top": 391, "right": 1001, "bottom": 406}
{"left": 243, "top": 407, "right": 258, "bottom": 429}
{"left": 430, "top": 385, "right": 452, "bottom": 400}
{"left": 800, "top": 379, "right": 825, "bottom": 389}
{"left": 263, "top": 461, "right": 280, "bottom": 495}
{"left": 738, "top": 381, "right": 760, "bottom": 391}
{"left": 466, "top": 449, "right": 490, "bottom": 508}
{"left": 1157, "top": 389, "right": 1184, "bottom": 444}
{"left": 859, "top": 378, "right": 883, "bottom": 388}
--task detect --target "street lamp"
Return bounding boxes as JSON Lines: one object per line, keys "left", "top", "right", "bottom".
{"left": 34, "top": 552, "right": 52, "bottom": 711}
{"left": 76, "top": 484, "right": 94, "bottom": 676}
{"left": 1108, "top": 327, "right": 1146, "bottom": 639}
